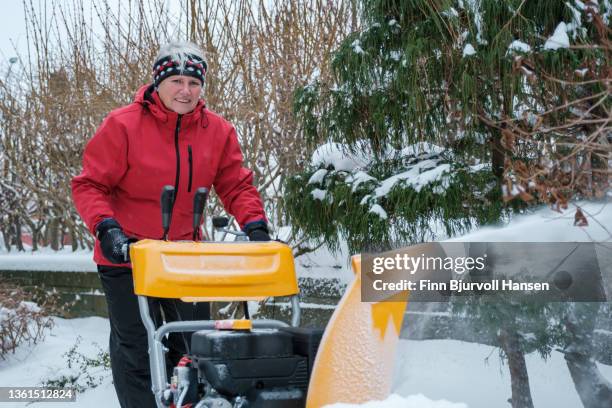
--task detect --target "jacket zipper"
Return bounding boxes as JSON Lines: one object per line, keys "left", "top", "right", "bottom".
{"left": 187, "top": 145, "right": 193, "bottom": 193}
{"left": 173, "top": 115, "right": 183, "bottom": 205}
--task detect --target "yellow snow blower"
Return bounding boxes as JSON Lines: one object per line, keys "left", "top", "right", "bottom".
{"left": 130, "top": 186, "right": 409, "bottom": 408}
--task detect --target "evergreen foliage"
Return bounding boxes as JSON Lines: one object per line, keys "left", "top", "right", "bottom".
{"left": 285, "top": 143, "right": 509, "bottom": 252}
{"left": 451, "top": 291, "right": 571, "bottom": 359}
{"left": 285, "top": 2, "right": 611, "bottom": 405}
{"left": 287, "top": 0, "right": 610, "bottom": 249}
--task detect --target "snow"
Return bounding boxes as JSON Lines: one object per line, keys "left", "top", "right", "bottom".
{"left": 0, "top": 247, "right": 96, "bottom": 272}
{"left": 566, "top": 1, "right": 582, "bottom": 24}
{"left": 1, "top": 301, "right": 41, "bottom": 320}
{"left": 375, "top": 162, "right": 451, "bottom": 197}
{"left": 347, "top": 171, "right": 376, "bottom": 192}
{"left": 412, "top": 164, "right": 451, "bottom": 189}
{"left": 459, "top": 0, "right": 486, "bottom": 45}
{"left": 448, "top": 201, "right": 612, "bottom": 242}
{"left": 604, "top": 0, "right": 612, "bottom": 25}
{"left": 544, "top": 22, "right": 570, "bottom": 50}
{"left": 311, "top": 142, "right": 370, "bottom": 172}
{"left": 325, "top": 393, "right": 467, "bottom": 408}
{"left": 441, "top": 7, "right": 459, "bottom": 18}
{"left": 7, "top": 321, "right": 609, "bottom": 408}
{"left": 311, "top": 188, "right": 328, "bottom": 201}
{"left": 565, "top": 1, "right": 585, "bottom": 36}
{"left": 0, "top": 316, "right": 118, "bottom": 408}
{"left": 308, "top": 168, "right": 329, "bottom": 185}
{"left": 1, "top": 202, "right": 611, "bottom": 407}
{"left": 295, "top": 240, "right": 353, "bottom": 283}
{"left": 396, "top": 142, "right": 445, "bottom": 158}
{"left": 507, "top": 40, "right": 531, "bottom": 54}
{"left": 462, "top": 43, "right": 476, "bottom": 57}
{"left": 391, "top": 339, "right": 612, "bottom": 408}
{"left": 369, "top": 204, "right": 388, "bottom": 220}
{"left": 388, "top": 51, "right": 401, "bottom": 62}
{"left": 317, "top": 142, "right": 453, "bottom": 213}
{"left": 469, "top": 163, "right": 488, "bottom": 172}
{"left": 574, "top": 0, "right": 586, "bottom": 10}
{"left": 351, "top": 40, "right": 365, "bottom": 55}
{"left": 309, "top": 67, "right": 321, "bottom": 82}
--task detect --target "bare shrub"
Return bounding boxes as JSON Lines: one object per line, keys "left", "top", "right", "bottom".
{"left": 0, "top": 284, "right": 55, "bottom": 358}
{"left": 0, "top": 0, "right": 356, "bottom": 252}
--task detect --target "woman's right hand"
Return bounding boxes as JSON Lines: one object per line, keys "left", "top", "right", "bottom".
{"left": 96, "top": 218, "right": 136, "bottom": 263}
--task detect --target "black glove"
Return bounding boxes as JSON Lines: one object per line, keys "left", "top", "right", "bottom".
{"left": 244, "top": 220, "right": 271, "bottom": 242}
{"left": 96, "top": 218, "right": 136, "bottom": 263}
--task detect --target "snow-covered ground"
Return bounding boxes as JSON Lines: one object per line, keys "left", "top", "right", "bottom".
{"left": 0, "top": 316, "right": 468, "bottom": 408}
{"left": 327, "top": 393, "right": 467, "bottom": 408}
{"left": 393, "top": 339, "right": 612, "bottom": 408}
{"left": 0, "top": 317, "right": 118, "bottom": 407}
{"left": 1, "top": 201, "right": 611, "bottom": 407}
{"left": 3, "top": 318, "right": 611, "bottom": 408}
{"left": 449, "top": 201, "right": 612, "bottom": 242}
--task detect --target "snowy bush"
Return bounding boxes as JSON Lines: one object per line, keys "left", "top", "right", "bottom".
{"left": 285, "top": 142, "right": 512, "bottom": 252}
{"left": 0, "top": 284, "right": 54, "bottom": 359}
{"left": 41, "top": 336, "right": 111, "bottom": 392}
{"left": 0, "top": 1, "right": 359, "bottom": 252}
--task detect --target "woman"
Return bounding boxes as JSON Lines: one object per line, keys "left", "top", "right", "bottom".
{"left": 71, "top": 41, "right": 270, "bottom": 407}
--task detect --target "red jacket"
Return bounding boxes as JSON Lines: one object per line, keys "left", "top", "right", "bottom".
{"left": 72, "top": 84, "right": 266, "bottom": 266}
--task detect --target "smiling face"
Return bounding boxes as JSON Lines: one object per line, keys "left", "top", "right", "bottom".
{"left": 157, "top": 75, "right": 202, "bottom": 114}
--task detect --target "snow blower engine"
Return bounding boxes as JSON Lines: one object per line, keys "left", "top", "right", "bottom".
{"left": 128, "top": 186, "right": 323, "bottom": 408}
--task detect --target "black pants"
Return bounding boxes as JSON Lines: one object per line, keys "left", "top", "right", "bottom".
{"left": 98, "top": 265, "right": 210, "bottom": 408}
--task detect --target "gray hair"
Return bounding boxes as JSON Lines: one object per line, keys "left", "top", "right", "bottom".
{"left": 154, "top": 41, "right": 206, "bottom": 71}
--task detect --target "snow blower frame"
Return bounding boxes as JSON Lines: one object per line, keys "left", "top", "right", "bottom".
{"left": 128, "top": 185, "right": 409, "bottom": 407}
{"left": 132, "top": 239, "right": 306, "bottom": 407}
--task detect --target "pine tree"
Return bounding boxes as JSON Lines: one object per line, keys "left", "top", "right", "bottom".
{"left": 285, "top": 2, "right": 611, "bottom": 407}
{"left": 451, "top": 290, "right": 571, "bottom": 408}
{"left": 286, "top": 0, "right": 610, "bottom": 252}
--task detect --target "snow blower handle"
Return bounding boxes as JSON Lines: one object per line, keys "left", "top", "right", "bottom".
{"left": 212, "top": 216, "right": 248, "bottom": 240}
{"left": 120, "top": 241, "right": 136, "bottom": 263}
{"left": 192, "top": 187, "right": 209, "bottom": 241}
{"left": 161, "top": 185, "right": 175, "bottom": 241}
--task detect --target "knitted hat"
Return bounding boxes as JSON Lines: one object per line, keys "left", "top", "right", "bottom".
{"left": 152, "top": 54, "right": 207, "bottom": 88}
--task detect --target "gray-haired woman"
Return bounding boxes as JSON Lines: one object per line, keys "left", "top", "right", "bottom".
{"left": 72, "top": 40, "right": 270, "bottom": 407}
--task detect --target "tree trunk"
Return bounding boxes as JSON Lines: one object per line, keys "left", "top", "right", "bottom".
{"left": 491, "top": 130, "right": 505, "bottom": 182}
{"left": 31, "top": 228, "right": 39, "bottom": 252}
{"left": 48, "top": 218, "right": 60, "bottom": 251}
{"left": 564, "top": 352, "right": 612, "bottom": 407}
{"left": 563, "top": 303, "right": 612, "bottom": 408}
{"left": 14, "top": 221, "right": 24, "bottom": 252}
{"left": 1, "top": 229, "right": 10, "bottom": 251}
{"left": 593, "top": 134, "right": 610, "bottom": 195}
{"left": 498, "top": 328, "right": 534, "bottom": 408}
{"left": 69, "top": 226, "right": 78, "bottom": 252}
